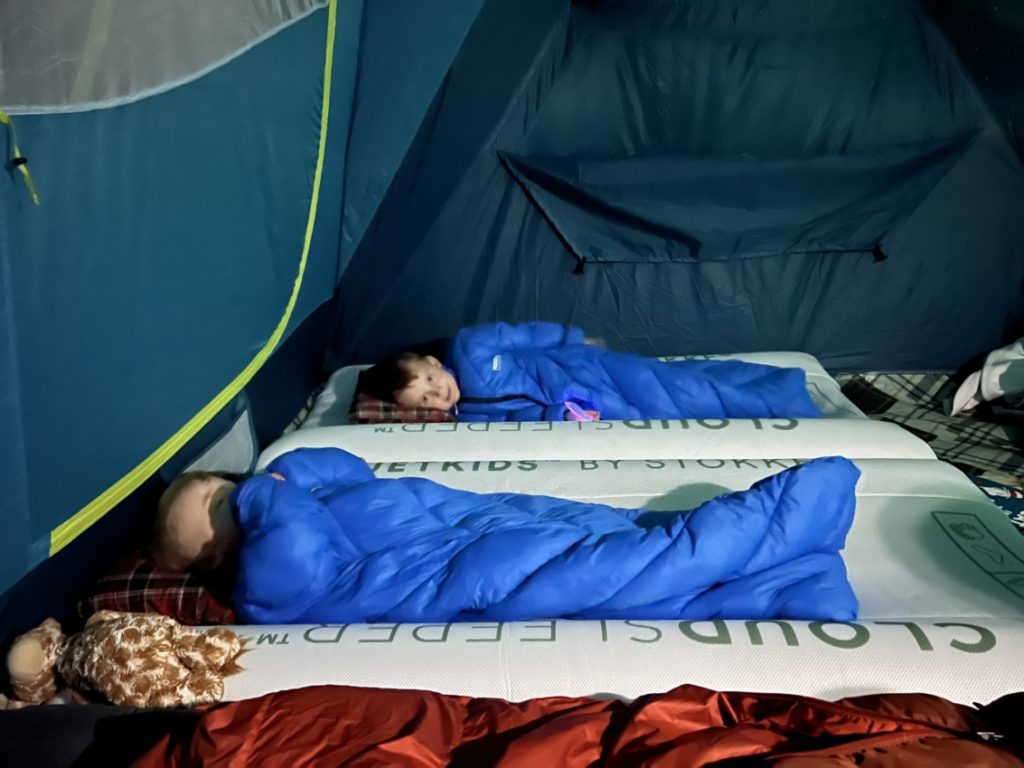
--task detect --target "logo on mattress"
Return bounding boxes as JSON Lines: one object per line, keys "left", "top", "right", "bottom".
{"left": 366, "top": 459, "right": 804, "bottom": 475}
{"left": 238, "top": 620, "right": 997, "bottom": 655}
{"left": 934, "top": 511, "right": 1024, "bottom": 600}
{"left": 369, "top": 418, "right": 801, "bottom": 434}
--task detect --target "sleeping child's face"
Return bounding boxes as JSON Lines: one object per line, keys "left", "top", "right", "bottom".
{"left": 156, "top": 474, "right": 240, "bottom": 572}
{"left": 394, "top": 355, "right": 461, "bottom": 411}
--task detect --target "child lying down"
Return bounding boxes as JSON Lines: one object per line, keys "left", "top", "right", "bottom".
{"left": 356, "top": 321, "right": 822, "bottom": 422}
{"left": 154, "top": 448, "right": 860, "bottom": 625}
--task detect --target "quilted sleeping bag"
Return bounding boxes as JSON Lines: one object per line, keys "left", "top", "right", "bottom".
{"left": 232, "top": 448, "right": 859, "bottom": 624}
{"left": 447, "top": 321, "right": 822, "bottom": 421}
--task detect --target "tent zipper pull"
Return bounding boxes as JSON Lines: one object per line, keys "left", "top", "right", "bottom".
{"left": 0, "top": 110, "right": 41, "bottom": 204}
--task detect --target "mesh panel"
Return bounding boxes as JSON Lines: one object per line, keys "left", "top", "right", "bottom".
{"left": 0, "top": 0, "right": 327, "bottom": 113}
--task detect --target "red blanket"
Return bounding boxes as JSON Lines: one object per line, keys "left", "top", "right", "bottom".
{"left": 136, "top": 684, "right": 1022, "bottom": 766}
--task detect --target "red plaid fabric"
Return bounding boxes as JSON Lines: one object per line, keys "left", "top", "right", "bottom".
{"left": 77, "top": 552, "right": 237, "bottom": 626}
{"left": 349, "top": 392, "right": 456, "bottom": 424}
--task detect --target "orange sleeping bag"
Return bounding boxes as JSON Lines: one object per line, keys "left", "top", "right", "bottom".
{"left": 136, "top": 684, "right": 1023, "bottom": 767}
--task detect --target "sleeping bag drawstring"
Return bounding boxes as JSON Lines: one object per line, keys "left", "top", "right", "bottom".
{"left": 0, "top": 110, "right": 41, "bottom": 204}
{"left": 564, "top": 401, "right": 599, "bottom": 421}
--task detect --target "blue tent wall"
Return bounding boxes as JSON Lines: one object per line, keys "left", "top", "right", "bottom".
{"left": 329, "top": 0, "right": 1024, "bottom": 372}
{"left": 0, "top": 0, "right": 524, "bottom": 641}
{"left": 340, "top": 0, "right": 487, "bottom": 271}
{"left": 0, "top": 4, "right": 362, "bottom": 600}
{"left": 923, "top": 0, "right": 1024, "bottom": 164}
{"left": 328, "top": 0, "right": 574, "bottom": 366}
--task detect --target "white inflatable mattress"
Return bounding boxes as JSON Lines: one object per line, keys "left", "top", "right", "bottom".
{"left": 299, "top": 351, "right": 865, "bottom": 428}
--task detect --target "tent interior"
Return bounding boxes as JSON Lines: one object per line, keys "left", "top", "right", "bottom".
{"left": 1, "top": 0, "right": 1023, "bottom": 728}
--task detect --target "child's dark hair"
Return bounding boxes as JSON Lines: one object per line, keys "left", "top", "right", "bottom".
{"left": 357, "top": 352, "right": 420, "bottom": 403}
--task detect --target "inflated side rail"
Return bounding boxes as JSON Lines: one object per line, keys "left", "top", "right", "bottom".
{"left": 259, "top": 418, "right": 935, "bottom": 467}
{"left": 223, "top": 616, "right": 1024, "bottom": 704}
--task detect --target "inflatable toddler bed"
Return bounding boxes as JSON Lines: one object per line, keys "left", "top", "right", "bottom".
{"left": 222, "top": 413, "right": 1024, "bottom": 706}
{"left": 297, "top": 351, "right": 867, "bottom": 428}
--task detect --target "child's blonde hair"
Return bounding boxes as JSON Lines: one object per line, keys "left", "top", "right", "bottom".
{"left": 150, "top": 470, "right": 227, "bottom": 564}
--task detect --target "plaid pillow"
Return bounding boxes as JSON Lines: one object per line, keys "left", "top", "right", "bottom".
{"left": 349, "top": 392, "right": 456, "bottom": 424}
{"left": 77, "top": 552, "right": 237, "bottom": 626}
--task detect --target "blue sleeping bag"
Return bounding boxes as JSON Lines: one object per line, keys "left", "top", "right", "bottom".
{"left": 232, "top": 448, "right": 859, "bottom": 625}
{"left": 447, "top": 322, "right": 822, "bottom": 421}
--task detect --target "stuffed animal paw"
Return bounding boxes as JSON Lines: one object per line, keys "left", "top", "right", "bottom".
{"left": 5, "top": 618, "right": 67, "bottom": 706}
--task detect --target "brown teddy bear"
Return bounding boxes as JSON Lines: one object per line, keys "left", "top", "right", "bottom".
{"left": 3, "top": 611, "right": 246, "bottom": 709}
